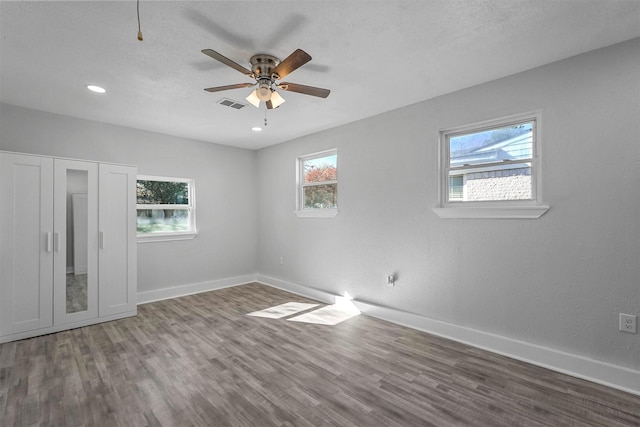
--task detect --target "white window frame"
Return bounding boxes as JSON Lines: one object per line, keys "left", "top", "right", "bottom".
{"left": 136, "top": 175, "right": 197, "bottom": 242}
{"left": 295, "top": 149, "right": 339, "bottom": 218}
{"left": 433, "top": 112, "right": 549, "bottom": 219}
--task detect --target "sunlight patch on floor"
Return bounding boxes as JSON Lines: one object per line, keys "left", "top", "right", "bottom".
{"left": 247, "top": 293, "right": 361, "bottom": 326}
{"left": 287, "top": 303, "right": 360, "bottom": 326}
{"left": 246, "top": 302, "right": 319, "bottom": 319}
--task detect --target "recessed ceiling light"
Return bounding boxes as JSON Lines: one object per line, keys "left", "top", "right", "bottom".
{"left": 86, "top": 85, "right": 106, "bottom": 93}
{"left": 251, "top": 127, "right": 262, "bottom": 132}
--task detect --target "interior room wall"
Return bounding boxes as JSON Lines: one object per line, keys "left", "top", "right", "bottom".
{"left": 0, "top": 104, "right": 259, "bottom": 296}
{"left": 1, "top": 37, "right": 637, "bottom": 392}
{"left": 256, "top": 38, "right": 640, "bottom": 375}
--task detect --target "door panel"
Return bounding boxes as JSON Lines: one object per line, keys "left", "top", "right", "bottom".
{"left": 53, "top": 159, "right": 99, "bottom": 325}
{"left": 99, "top": 164, "right": 137, "bottom": 316}
{"left": 0, "top": 153, "right": 54, "bottom": 335}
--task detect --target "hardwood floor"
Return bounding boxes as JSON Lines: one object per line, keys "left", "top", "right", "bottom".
{"left": 1, "top": 283, "right": 639, "bottom": 426}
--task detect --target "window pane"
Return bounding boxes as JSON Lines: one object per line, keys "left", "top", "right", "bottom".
{"left": 450, "top": 122, "right": 533, "bottom": 168}
{"left": 137, "top": 180, "right": 189, "bottom": 205}
{"left": 303, "top": 184, "right": 337, "bottom": 209}
{"left": 304, "top": 154, "right": 337, "bottom": 183}
{"left": 136, "top": 209, "right": 190, "bottom": 233}
{"left": 448, "top": 163, "right": 532, "bottom": 201}
{"left": 449, "top": 175, "right": 463, "bottom": 200}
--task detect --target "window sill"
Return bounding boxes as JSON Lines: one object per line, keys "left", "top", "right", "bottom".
{"left": 137, "top": 232, "right": 198, "bottom": 243}
{"left": 294, "top": 209, "right": 339, "bottom": 218}
{"left": 432, "top": 205, "right": 549, "bottom": 219}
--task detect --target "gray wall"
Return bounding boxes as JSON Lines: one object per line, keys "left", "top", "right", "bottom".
{"left": 1, "top": 38, "right": 637, "bottom": 375}
{"left": 256, "top": 39, "right": 640, "bottom": 370}
{"left": 0, "top": 104, "right": 258, "bottom": 294}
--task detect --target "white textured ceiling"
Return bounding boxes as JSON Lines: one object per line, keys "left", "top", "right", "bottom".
{"left": 1, "top": 1, "right": 639, "bottom": 150}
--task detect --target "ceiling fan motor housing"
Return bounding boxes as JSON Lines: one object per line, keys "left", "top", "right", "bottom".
{"left": 250, "top": 54, "right": 281, "bottom": 80}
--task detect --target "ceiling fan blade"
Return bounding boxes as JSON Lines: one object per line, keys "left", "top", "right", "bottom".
{"left": 201, "top": 49, "right": 253, "bottom": 77}
{"left": 271, "top": 49, "right": 312, "bottom": 79}
{"left": 278, "top": 82, "right": 330, "bottom": 98}
{"left": 266, "top": 100, "right": 275, "bottom": 110}
{"left": 204, "top": 83, "right": 255, "bottom": 93}
{"left": 186, "top": 9, "right": 255, "bottom": 51}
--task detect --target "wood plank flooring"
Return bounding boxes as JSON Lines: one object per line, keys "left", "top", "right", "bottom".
{"left": 1, "top": 283, "right": 639, "bottom": 426}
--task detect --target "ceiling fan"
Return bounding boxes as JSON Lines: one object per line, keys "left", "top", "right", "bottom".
{"left": 201, "top": 48, "right": 330, "bottom": 109}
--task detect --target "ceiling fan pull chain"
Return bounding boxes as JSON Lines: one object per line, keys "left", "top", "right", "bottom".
{"left": 264, "top": 109, "right": 268, "bottom": 127}
{"left": 137, "top": 0, "right": 143, "bottom": 41}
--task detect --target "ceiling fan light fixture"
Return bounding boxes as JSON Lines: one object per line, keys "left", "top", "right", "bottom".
{"left": 269, "top": 90, "right": 286, "bottom": 108}
{"left": 256, "top": 83, "right": 272, "bottom": 101}
{"left": 245, "top": 89, "right": 260, "bottom": 108}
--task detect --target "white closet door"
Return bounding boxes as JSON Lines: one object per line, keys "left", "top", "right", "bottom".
{"left": 99, "top": 164, "right": 137, "bottom": 317}
{"left": 53, "top": 159, "right": 99, "bottom": 325}
{"left": 0, "top": 153, "right": 54, "bottom": 335}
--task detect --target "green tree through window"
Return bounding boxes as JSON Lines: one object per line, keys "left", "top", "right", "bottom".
{"left": 303, "top": 162, "right": 337, "bottom": 208}
{"left": 136, "top": 176, "right": 195, "bottom": 236}
{"left": 299, "top": 151, "right": 337, "bottom": 211}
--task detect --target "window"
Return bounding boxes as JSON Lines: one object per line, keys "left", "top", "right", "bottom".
{"left": 136, "top": 175, "right": 197, "bottom": 241}
{"left": 295, "top": 149, "right": 338, "bottom": 217}
{"left": 434, "top": 112, "right": 549, "bottom": 219}
{"left": 449, "top": 175, "right": 464, "bottom": 200}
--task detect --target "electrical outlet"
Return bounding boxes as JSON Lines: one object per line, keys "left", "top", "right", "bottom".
{"left": 619, "top": 314, "right": 637, "bottom": 334}
{"left": 386, "top": 274, "right": 395, "bottom": 287}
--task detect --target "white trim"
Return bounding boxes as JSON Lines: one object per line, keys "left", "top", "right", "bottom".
{"left": 136, "top": 274, "right": 257, "bottom": 304}
{"left": 136, "top": 175, "right": 197, "bottom": 239}
{"left": 0, "top": 310, "right": 136, "bottom": 344}
{"left": 137, "top": 174, "right": 192, "bottom": 183}
{"left": 437, "top": 111, "right": 548, "bottom": 219}
{"left": 297, "top": 148, "right": 338, "bottom": 163}
{"left": 296, "top": 148, "right": 338, "bottom": 213}
{"left": 137, "top": 231, "right": 198, "bottom": 243}
{"left": 440, "top": 111, "right": 541, "bottom": 143}
{"left": 294, "top": 209, "right": 339, "bottom": 218}
{"left": 12, "top": 269, "right": 635, "bottom": 395}
{"left": 353, "top": 299, "right": 640, "bottom": 396}
{"left": 256, "top": 274, "right": 337, "bottom": 304}
{"left": 135, "top": 204, "right": 191, "bottom": 210}
{"left": 255, "top": 275, "right": 640, "bottom": 396}
{"left": 0, "top": 150, "right": 135, "bottom": 168}
{"left": 433, "top": 205, "right": 549, "bottom": 219}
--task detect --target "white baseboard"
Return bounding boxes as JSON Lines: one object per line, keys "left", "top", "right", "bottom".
{"left": 0, "top": 310, "right": 137, "bottom": 344}
{"left": 256, "top": 274, "right": 640, "bottom": 396}
{"left": 255, "top": 274, "right": 337, "bottom": 304}
{"left": 137, "top": 274, "right": 257, "bottom": 305}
